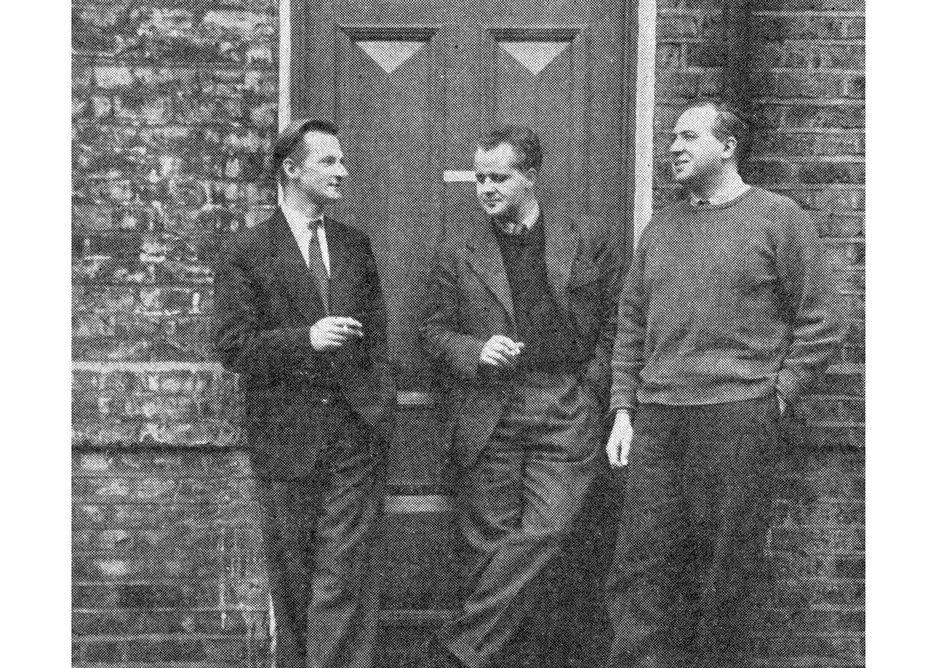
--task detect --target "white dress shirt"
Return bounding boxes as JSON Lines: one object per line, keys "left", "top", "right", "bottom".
{"left": 283, "top": 204, "right": 331, "bottom": 276}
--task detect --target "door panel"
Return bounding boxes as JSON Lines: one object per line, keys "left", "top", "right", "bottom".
{"left": 334, "top": 26, "right": 446, "bottom": 373}
{"left": 486, "top": 27, "right": 587, "bottom": 216}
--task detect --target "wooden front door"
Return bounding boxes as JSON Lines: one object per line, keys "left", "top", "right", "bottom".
{"left": 289, "top": 0, "right": 636, "bottom": 658}
{"left": 292, "top": 0, "right": 635, "bottom": 386}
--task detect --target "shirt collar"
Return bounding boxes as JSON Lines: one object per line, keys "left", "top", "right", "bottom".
{"left": 689, "top": 181, "right": 750, "bottom": 207}
{"left": 282, "top": 202, "right": 323, "bottom": 238}
{"left": 492, "top": 200, "right": 541, "bottom": 236}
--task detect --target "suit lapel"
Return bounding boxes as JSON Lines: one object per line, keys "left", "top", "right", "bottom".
{"left": 465, "top": 223, "right": 516, "bottom": 326}
{"left": 267, "top": 209, "right": 328, "bottom": 323}
{"left": 323, "top": 217, "right": 349, "bottom": 286}
{"left": 543, "top": 208, "right": 577, "bottom": 314}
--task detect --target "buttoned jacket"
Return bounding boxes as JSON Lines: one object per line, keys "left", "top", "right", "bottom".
{"left": 214, "top": 208, "right": 395, "bottom": 477}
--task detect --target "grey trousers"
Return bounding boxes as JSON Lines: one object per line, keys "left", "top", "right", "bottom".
{"left": 253, "top": 406, "right": 384, "bottom": 668}
{"left": 605, "top": 396, "right": 780, "bottom": 668}
{"left": 441, "top": 373, "right": 603, "bottom": 668}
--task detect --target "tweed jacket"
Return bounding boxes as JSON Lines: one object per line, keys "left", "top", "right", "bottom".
{"left": 420, "top": 207, "right": 621, "bottom": 465}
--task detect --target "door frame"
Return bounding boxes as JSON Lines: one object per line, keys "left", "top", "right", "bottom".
{"left": 278, "top": 0, "right": 656, "bottom": 245}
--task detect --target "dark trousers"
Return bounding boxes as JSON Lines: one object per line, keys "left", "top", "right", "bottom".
{"left": 441, "top": 373, "right": 602, "bottom": 668}
{"left": 605, "top": 396, "right": 780, "bottom": 668}
{"left": 253, "top": 402, "right": 384, "bottom": 668}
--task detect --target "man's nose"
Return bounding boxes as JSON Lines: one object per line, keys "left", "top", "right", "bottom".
{"left": 335, "top": 162, "right": 349, "bottom": 177}
{"left": 669, "top": 138, "right": 683, "bottom": 154}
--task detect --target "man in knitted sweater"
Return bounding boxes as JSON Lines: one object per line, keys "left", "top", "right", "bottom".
{"left": 604, "top": 99, "right": 845, "bottom": 668}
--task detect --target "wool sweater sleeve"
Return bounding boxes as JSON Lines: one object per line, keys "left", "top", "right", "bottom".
{"left": 773, "top": 201, "right": 847, "bottom": 403}
{"left": 608, "top": 226, "right": 650, "bottom": 413}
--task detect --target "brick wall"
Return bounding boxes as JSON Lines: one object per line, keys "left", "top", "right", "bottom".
{"left": 73, "top": 1, "right": 865, "bottom": 665}
{"left": 72, "top": 1, "right": 278, "bottom": 665}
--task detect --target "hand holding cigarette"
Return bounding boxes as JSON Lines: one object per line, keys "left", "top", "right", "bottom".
{"left": 309, "top": 316, "right": 364, "bottom": 351}
{"left": 479, "top": 335, "right": 525, "bottom": 368}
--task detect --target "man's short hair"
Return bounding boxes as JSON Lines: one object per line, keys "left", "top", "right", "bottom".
{"left": 478, "top": 125, "right": 543, "bottom": 173}
{"left": 271, "top": 118, "right": 339, "bottom": 182}
{"left": 680, "top": 99, "right": 752, "bottom": 164}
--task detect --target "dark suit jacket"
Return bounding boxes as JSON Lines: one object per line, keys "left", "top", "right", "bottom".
{"left": 420, "top": 208, "right": 622, "bottom": 467}
{"left": 214, "top": 208, "right": 395, "bottom": 478}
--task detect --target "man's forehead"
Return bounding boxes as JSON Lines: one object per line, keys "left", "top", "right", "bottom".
{"left": 474, "top": 143, "right": 519, "bottom": 170}
{"left": 303, "top": 131, "right": 343, "bottom": 154}
{"left": 673, "top": 105, "right": 718, "bottom": 133}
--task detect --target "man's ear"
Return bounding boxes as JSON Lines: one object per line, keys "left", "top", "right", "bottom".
{"left": 281, "top": 158, "right": 297, "bottom": 179}
{"left": 722, "top": 136, "right": 739, "bottom": 161}
{"left": 524, "top": 167, "right": 538, "bottom": 187}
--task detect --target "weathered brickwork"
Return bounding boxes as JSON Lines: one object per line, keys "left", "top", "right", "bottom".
{"left": 72, "top": 2, "right": 278, "bottom": 665}
{"left": 72, "top": 449, "right": 270, "bottom": 666}
{"left": 73, "top": 0, "right": 864, "bottom": 665}
{"left": 72, "top": 0, "right": 278, "bottom": 369}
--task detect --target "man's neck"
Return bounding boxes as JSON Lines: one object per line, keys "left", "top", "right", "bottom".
{"left": 491, "top": 199, "right": 540, "bottom": 236}
{"left": 281, "top": 188, "right": 325, "bottom": 223}
{"left": 688, "top": 168, "right": 747, "bottom": 204}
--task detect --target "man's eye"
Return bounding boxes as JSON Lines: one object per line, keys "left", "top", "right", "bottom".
{"left": 476, "top": 174, "right": 486, "bottom": 183}
{"left": 492, "top": 175, "right": 508, "bottom": 183}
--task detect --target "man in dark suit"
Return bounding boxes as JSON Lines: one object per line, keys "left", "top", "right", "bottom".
{"left": 214, "top": 119, "right": 394, "bottom": 668}
{"left": 420, "top": 125, "right": 621, "bottom": 668}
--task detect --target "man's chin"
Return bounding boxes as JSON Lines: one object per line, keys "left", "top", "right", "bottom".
{"left": 312, "top": 194, "right": 341, "bottom": 206}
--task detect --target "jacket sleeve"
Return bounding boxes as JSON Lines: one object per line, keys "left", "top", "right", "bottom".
{"left": 774, "top": 204, "right": 847, "bottom": 403}
{"left": 608, "top": 230, "right": 649, "bottom": 414}
{"left": 419, "top": 244, "right": 487, "bottom": 381}
{"left": 336, "top": 234, "right": 397, "bottom": 437}
{"left": 581, "top": 228, "right": 624, "bottom": 408}
{"left": 213, "top": 240, "right": 327, "bottom": 382}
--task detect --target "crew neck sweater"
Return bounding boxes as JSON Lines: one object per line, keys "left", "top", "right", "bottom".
{"left": 610, "top": 186, "right": 845, "bottom": 411}
{"left": 494, "top": 217, "right": 579, "bottom": 372}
